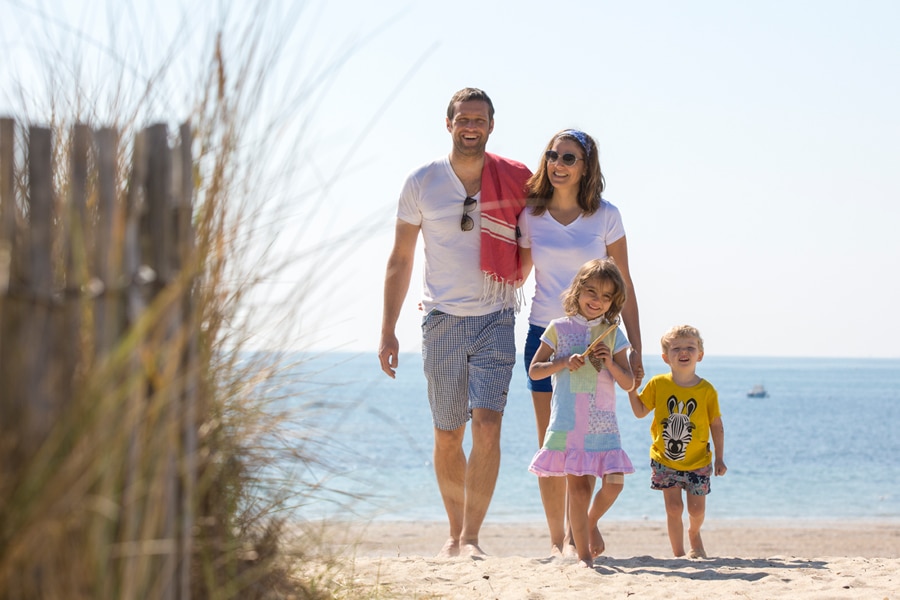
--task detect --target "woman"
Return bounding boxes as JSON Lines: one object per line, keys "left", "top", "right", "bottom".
{"left": 518, "top": 129, "right": 643, "bottom": 557}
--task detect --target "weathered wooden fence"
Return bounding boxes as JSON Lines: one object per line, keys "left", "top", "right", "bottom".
{"left": 0, "top": 118, "right": 199, "bottom": 599}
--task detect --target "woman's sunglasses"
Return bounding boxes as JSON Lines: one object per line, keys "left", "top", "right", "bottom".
{"left": 461, "top": 196, "right": 477, "bottom": 231}
{"left": 545, "top": 150, "right": 583, "bottom": 167}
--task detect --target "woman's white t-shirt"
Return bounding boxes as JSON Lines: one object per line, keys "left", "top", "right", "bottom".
{"left": 518, "top": 200, "right": 626, "bottom": 327}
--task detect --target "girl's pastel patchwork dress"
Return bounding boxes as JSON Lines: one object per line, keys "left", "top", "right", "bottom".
{"left": 529, "top": 314, "right": 635, "bottom": 478}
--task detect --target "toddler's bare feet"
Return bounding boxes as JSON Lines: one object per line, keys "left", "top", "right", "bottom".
{"left": 688, "top": 530, "right": 705, "bottom": 559}
{"left": 688, "top": 547, "right": 707, "bottom": 559}
{"left": 437, "top": 537, "right": 460, "bottom": 558}
{"left": 590, "top": 525, "right": 605, "bottom": 557}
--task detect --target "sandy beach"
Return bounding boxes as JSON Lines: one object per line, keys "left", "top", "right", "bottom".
{"left": 305, "top": 519, "right": 900, "bottom": 599}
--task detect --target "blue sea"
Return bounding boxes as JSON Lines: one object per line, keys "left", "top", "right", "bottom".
{"left": 284, "top": 352, "right": 900, "bottom": 524}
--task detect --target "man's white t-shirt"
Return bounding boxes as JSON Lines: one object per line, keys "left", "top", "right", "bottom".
{"left": 397, "top": 156, "right": 505, "bottom": 317}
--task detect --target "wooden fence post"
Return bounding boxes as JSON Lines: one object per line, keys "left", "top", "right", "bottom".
{"left": 24, "top": 126, "right": 56, "bottom": 448}
{"left": 176, "top": 120, "right": 197, "bottom": 600}
{"left": 0, "top": 119, "right": 16, "bottom": 420}
{"left": 1, "top": 119, "right": 198, "bottom": 599}
{"left": 0, "top": 119, "right": 15, "bottom": 298}
{"left": 94, "top": 127, "right": 124, "bottom": 354}
{"left": 62, "top": 124, "right": 91, "bottom": 391}
{"left": 0, "top": 118, "right": 17, "bottom": 498}
{"left": 121, "top": 125, "right": 149, "bottom": 599}
{"left": 144, "top": 122, "right": 178, "bottom": 600}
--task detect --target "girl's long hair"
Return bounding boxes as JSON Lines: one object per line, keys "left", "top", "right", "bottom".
{"left": 561, "top": 258, "right": 627, "bottom": 322}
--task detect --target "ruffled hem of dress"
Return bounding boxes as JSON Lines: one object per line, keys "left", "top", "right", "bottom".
{"left": 528, "top": 448, "right": 634, "bottom": 478}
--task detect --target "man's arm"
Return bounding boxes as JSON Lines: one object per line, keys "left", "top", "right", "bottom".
{"left": 378, "top": 220, "right": 420, "bottom": 378}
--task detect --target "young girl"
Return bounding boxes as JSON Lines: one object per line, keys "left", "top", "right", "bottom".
{"left": 528, "top": 258, "right": 635, "bottom": 567}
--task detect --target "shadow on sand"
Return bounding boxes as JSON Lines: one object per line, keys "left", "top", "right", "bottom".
{"left": 590, "top": 555, "right": 827, "bottom": 582}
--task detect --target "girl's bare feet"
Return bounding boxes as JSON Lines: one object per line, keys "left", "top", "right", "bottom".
{"left": 590, "top": 525, "right": 605, "bottom": 557}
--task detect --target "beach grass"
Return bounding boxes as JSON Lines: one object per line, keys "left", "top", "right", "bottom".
{"left": 0, "top": 2, "right": 386, "bottom": 598}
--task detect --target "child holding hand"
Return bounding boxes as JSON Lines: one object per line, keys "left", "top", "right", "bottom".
{"left": 629, "top": 325, "right": 726, "bottom": 559}
{"left": 528, "top": 258, "right": 635, "bottom": 567}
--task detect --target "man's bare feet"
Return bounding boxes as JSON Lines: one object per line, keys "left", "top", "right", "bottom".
{"left": 437, "top": 537, "right": 460, "bottom": 558}
{"left": 461, "top": 541, "right": 487, "bottom": 558}
{"left": 549, "top": 544, "right": 565, "bottom": 559}
{"left": 577, "top": 557, "right": 594, "bottom": 568}
{"left": 589, "top": 525, "right": 605, "bottom": 557}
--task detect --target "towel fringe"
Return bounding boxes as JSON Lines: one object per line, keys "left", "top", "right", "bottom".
{"left": 481, "top": 274, "right": 525, "bottom": 313}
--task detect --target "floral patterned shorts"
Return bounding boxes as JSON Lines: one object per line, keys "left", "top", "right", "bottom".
{"left": 650, "top": 459, "right": 712, "bottom": 496}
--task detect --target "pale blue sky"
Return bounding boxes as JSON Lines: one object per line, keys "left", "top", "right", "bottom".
{"left": 3, "top": 1, "right": 899, "bottom": 358}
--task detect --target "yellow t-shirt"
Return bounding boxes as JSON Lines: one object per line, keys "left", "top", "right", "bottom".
{"left": 638, "top": 373, "right": 721, "bottom": 471}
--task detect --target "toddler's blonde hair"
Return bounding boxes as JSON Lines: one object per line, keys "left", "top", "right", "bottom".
{"left": 660, "top": 325, "right": 704, "bottom": 353}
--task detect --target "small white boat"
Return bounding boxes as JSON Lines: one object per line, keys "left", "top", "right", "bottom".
{"left": 747, "top": 384, "right": 768, "bottom": 398}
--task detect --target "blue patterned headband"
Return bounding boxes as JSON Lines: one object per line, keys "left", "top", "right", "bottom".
{"left": 557, "top": 129, "right": 592, "bottom": 157}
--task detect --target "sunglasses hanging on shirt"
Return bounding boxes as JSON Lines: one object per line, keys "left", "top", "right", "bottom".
{"left": 461, "top": 196, "right": 476, "bottom": 231}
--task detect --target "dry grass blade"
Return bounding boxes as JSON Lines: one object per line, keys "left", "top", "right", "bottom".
{"left": 580, "top": 322, "right": 619, "bottom": 358}
{"left": 0, "top": 2, "right": 395, "bottom": 598}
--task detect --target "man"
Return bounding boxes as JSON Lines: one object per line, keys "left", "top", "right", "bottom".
{"left": 378, "top": 88, "right": 531, "bottom": 558}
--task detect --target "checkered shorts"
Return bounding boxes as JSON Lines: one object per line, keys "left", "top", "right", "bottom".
{"left": 421, "top": 309, "right": 516, "bottom": 431}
